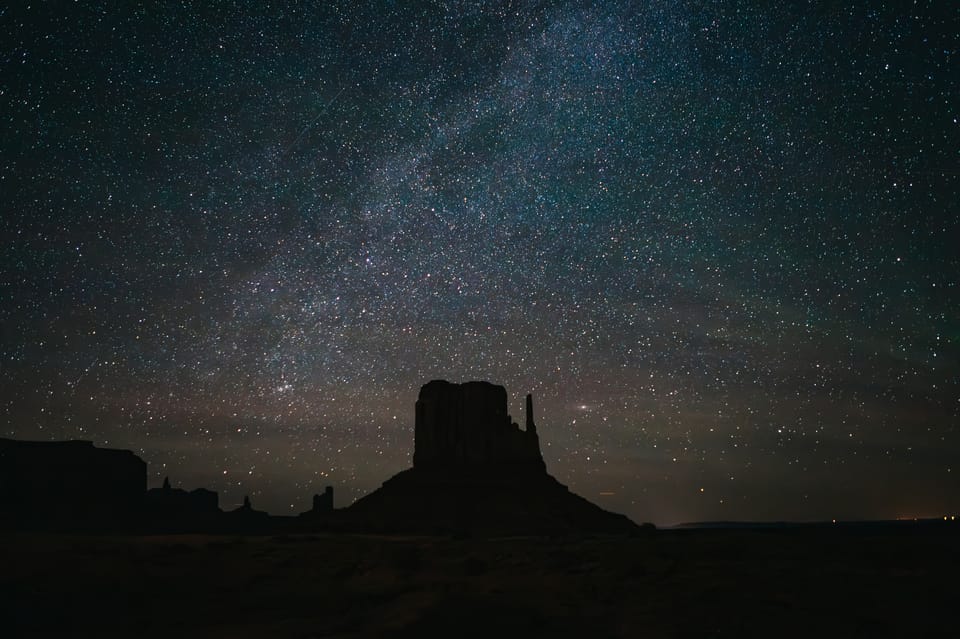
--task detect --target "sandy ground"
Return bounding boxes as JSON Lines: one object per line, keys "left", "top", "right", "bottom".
{"left": 3, "top": 527, "right": 956, "bottom": 637}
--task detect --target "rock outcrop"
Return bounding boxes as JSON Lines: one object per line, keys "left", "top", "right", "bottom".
{"left": 313, "top": 486, "right": 334, "bottom": 512}
{"left": 413, "top": 380, "right": 544, "bottom": 472}
{"left": 144, "top": 476, "right": 220, "bottom": 526}
{"left": 346, "top": 380, "right": 638, "bottom": 535}
{"left": 298, "top": 486, "right": 334, "bottom": 523}
{"left": 0, "top": 438, "right": 146, "bottom": 530}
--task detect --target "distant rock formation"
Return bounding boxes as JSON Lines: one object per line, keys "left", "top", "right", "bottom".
{"left": 222, "top": 494, "right": 271, "bottom": 531}
{"left": 314, "top": 486, "right": 334, "bottom": 511}
{"left": 0, "top": 381, "right": 640, "bottom": 536}
{"left": 413, "top": 380, "right": 544, "bottom": 472}
{"left": 309, "top": 486, "right": 334, "bottom": 513}
{"left": 298, "top": 486, "right": 334, "bottom": 524}
{"left": 0, "top": 438, "right": 146, "bottom": 530}
{"left": 144, "top": 476, "right": 220, "bottom": 524}
{"left": 346, "top": 380, "right": 638, "bottom": 535}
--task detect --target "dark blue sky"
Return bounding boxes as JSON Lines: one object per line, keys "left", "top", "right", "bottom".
{"left": 2, "top": 1, "right": 957, "bottom": 524}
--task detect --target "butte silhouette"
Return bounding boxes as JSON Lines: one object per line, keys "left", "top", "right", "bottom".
{"left": 343, "top": 380, "right": 639, "bottom": 535}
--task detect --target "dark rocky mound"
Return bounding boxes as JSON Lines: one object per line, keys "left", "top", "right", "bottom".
{"left": 342, "top": 380, "right": 638, "bottom": 535}
{"left": 0, "top": 438, "right": 146, "bottom": 530}
{"left": 345, "top": 467, "right": 637, "bottom": 535}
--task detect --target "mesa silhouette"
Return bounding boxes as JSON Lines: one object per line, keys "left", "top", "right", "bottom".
{"left": 1, "top": 380, "right": 638, "bottom": 535}
{"left": 344, "top": 380, "right": 638, "bottom": 534}
{"left": 0, "top": 438, "right": 145, "bottom": 530}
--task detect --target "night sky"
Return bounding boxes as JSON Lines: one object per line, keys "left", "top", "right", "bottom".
{"left": 2, "top": 1, "right": 958, "bottom": 525}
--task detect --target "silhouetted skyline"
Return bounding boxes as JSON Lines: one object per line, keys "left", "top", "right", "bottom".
{"left": 1, "top": 381, "right": 640, "bottom": 535}
{"left": 2, "top": 2, "right": 957, "bottom": 525}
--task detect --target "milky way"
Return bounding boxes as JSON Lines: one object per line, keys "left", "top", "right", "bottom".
{"left": 3, "top": 1, "right": 958, "bottom": 524}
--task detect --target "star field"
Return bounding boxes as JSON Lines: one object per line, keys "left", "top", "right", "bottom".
{"left": 2, "top": 1, "right": 958, "bottom": 524}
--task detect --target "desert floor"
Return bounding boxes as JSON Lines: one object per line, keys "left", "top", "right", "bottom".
{"left": 3, "top": 526, "right": 956, "bottom": 637}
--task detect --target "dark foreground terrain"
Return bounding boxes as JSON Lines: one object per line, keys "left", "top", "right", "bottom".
{"left": 3, "top": 526, "right": 956, "bottom": 637}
